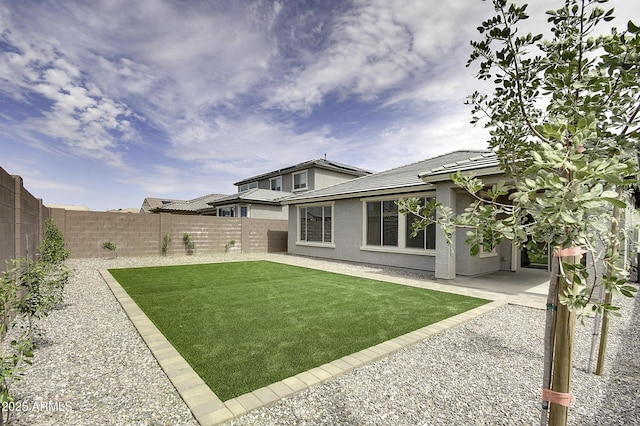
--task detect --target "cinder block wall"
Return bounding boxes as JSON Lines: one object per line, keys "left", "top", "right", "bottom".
{"left": 1, "top": 167, "right": 289, "bottom": 264}
{"left": 159, "top": 214, "right": 243, "bottom": 256}
{"left": 0, "top": 167, "right": 49, "bottom": 269}
{"left": 52, "top": 209, "right": 161, "bottom": 258}
{"left": 50, "top": 209, "right": 287, "bottom": 258}
{"left": 0, "top": 168, "right": 15, "bottom": 268}
{"left": 242, "top": 218, "right": 288, "bottom": 253}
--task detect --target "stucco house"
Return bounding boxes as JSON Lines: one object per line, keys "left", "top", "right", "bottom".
{"left": 282, "top": 150, "right": 530, "bottom": 279}
{"left": 284, "top": 149, "right": 640, "bottom": 280}
{"left": 146, "top": 193, "right": 227, "bottom": 215}
{"left": 140, "top": 197, "right": 184, "bottom": 213}
{"left": 200, "top": 188, "right": 295, "bottom": 219}
{"left": 140, "top": 158, "right": 372, "bottom": 219}
{"left": 200, "top": 158, "right": 373, "bottom": 219}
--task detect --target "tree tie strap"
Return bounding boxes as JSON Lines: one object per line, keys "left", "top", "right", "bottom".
{"left": 553, "top": 247, "right": 585, "bottom": 257}
{"left": 542, "top": 388, "right": 576, "bottom": 407}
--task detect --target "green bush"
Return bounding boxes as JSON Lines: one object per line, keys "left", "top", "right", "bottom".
{"left": 0, "top": 219, "right": 72, "bottom": 421}
{"left": 162, "top": 233, "right": 171, "bottom": 256}
{"left": 37, "top": 218, "right": 69, "bottom": 264}
{"left": 183, "top": 233, "right": 195, "bottom": 255}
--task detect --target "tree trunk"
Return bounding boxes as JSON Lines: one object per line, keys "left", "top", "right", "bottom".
{"left": 595, "top": 292, "right": 612, "bottom": 375}
{"left": 595, "top": 195, "right": 622, "bottom": 376}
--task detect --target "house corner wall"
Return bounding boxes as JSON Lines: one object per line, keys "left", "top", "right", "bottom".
{"left": 435, "top": 184, "right": 456, "bottom": 279}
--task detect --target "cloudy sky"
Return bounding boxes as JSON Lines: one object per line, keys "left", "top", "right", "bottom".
{"left": 1, "top": 0, "right": 638, "bottom": 210}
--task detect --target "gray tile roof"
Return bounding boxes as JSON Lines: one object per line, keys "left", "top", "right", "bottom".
{"left": 283, "top": 150, "right": 496, "bottom": 204}
{"left": 207, "top": 188, "right": 295, "bottom": 206}
{"left": 152, "top": 193, "right": 227, "bottom": 213}
{"left": 140, "top": 197, "right": 184, "bottom": 213}
{"left": 419, "top": 151, "right": 500, "bottom": 181}
{"left": 234, "top": 158, "right": 373, "bottom": 186}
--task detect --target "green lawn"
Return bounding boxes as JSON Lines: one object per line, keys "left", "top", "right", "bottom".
{"left": 109, "top": 261, "right": 489, "bottom": 401}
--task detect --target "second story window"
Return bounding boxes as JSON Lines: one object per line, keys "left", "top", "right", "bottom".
{"left": 239, "top": 182, "right": 258, "bottom": 192}
{"left": 270, "top": 176, "right": 282, "bottom": 191}
{"left": 293, "top": 171, "right": 307, "bottom": 190}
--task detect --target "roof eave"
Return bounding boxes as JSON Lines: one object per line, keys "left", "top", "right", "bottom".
{"left": 419, "top": 166, "right": 503, "bottom": 183}
{"left": 234, "top": 160, "right": 370, "bottom": 186}
{"left": 282, "top": 183, "right": 436, "bottom": 205}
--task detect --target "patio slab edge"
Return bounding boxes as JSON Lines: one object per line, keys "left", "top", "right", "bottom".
{"left": 99, "top": 268, "right": 506, "bottom": 426}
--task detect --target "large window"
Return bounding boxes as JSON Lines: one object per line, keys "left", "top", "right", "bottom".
{"left": 239, "top": 182, "right": 257, "bottom": 192}
{"left": 364, "top": 196, "right": 436, "bottom": 251}
{"left": 299, "top": 205, "right": 332, "bottom": 243}
{"left": 293, "top": 171, "right": 308, "bottom": 190}
{"left": 366, "top": 200, "right": 398, "bottom": 246}
{"left": 406, "top": 197, "right": 436, "bottom": 250}
{"left": 270, "top": 177, "right": 282, "bottom": 191}
{"left": 218, "top": 206, "right": 235, "bottom": 217}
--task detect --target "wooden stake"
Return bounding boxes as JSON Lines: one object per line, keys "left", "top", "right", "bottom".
{"left": 540, "top": 255, "right": 559, "bottom": 426}
{"left": 549, "top": 254, "right": 580, "bottom": 426}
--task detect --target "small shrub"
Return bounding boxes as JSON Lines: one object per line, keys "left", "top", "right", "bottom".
{"left": 224, "top": 240, "right": 236, "bottom": 253}
{"left": 0, "top": 219, "right": 71, "bottom": 424}
{"left": 0, "top": 263, "right": 35, "bottom": 423}
{"left": 38, "top": 218, "right": 69, "bottom": 264}
{"left": 162, "top": 233, "right": 172, "bottom": 256}
{"left": 102, "top": 241, "right": 117, "bottom": 258}
{"left": 183, "top": 233, "right": 195, "bottom": 255}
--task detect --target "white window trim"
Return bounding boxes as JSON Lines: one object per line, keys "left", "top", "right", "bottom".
{"left": 217, "top": 205, "right": 236, "bottom": 217}
{"left": 270, "top": 176, "right": 282, "bottom": 191}
{"left": 292, "top": 170, "right": 309, "bottom": 191}
{"left": 296, "top": 202, "right": 335, "bottom": 247}
{"left": 239, "top": 182, "right": 258, "bottom": 192}
{"left": 479, "top": 245, "right": 498, "bottom": 258}
{"left": 359, "top": 245, "right": 436, "bottom": 256}
{"left": 360, "top": 193, "right": 436, "bottom": 255}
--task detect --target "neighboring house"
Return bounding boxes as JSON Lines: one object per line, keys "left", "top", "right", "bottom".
{"left": 282, "top": 150, "right": 516, "bottom": 279}
{"left": 140, "top": 197, "right": 185, "bottom": 214}
{"left": 149, "top": 193, "right": 227, "bottom": 215}
{"left": 234, "top": 158, "right": 372, "bottom": 194}
{"left": 200, "top": 188, "right": 295, "bottom": 219}
{"left": 202, "top": 158, "right": 373, "bottom": 220}
{"left": 140, "top": 158, "right": 371, "bottom": 219}
{"left": 46, "top": 204, "right": 91, "bottom": 211}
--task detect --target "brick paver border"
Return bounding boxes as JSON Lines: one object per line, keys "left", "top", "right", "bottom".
{"left": 100, "top": 267, "right": 506, "bottom": 426}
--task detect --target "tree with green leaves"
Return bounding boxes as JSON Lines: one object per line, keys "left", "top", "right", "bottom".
{"left": 37, "top": 218, "right": 69, "bottom": 264}
{"left": 399, "top": 0, "right": 639, "bottom": 424}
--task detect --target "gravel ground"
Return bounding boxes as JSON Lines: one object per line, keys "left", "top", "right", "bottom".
{"left": 5, "top": 255, "right": 639, "bottom": 425}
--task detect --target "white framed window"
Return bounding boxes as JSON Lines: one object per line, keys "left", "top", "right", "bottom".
{"left": 270, "top": 176, "right": 282, "bottom": 191}
{"left": 405, "top": 197, "right": 436, "bottom": 250}
{"left": 365, "top": 200, "right": 398, "bottom": 246}
{"left": 240, "top": 205, "right": 250, "bottom": 217}
{"left": 292, "top": 170, "right": 308, "bottom": 191}
{"left": 361, "top": 194, "right": 436, "bottom": 254}
{"left": 239, "top": 182, "right": 258, "bottom": 192}
{"left": 298, "top": 203, "right": 333, "bottom": 245}
{"left": 218, "top": 206, "right": 235, "bottom": 217}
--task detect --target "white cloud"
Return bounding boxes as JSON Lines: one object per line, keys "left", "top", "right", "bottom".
{"left": 266, "top": 0, "right": 491, "bottom": 113}
{"left": 166, "top": 114, "right": 339, "bottom": 178}
{"left": 0, "top": 12, "right": 136, "bottom": 168}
